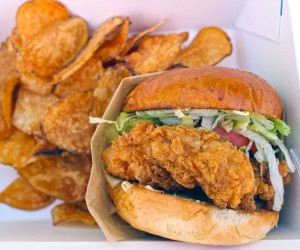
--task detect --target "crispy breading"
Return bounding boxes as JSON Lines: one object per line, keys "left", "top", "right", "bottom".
{"left": 102, "top": 122, "right": 256, "bottom": 210}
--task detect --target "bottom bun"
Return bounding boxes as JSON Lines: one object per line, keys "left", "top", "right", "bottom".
{"left": 109, "top": 182, "right": 279, "bottom": 246}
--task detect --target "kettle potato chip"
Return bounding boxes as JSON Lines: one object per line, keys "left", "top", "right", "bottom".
{"left": 93, "top": 64, "right": 132, "bottom": 116}
{"left": 54, "top": 16, "right": 124, "bottom": 82}
{"left": 33, "top": 137, "right": 62, "bottom": 156}
{"left": 0, "top": 178, "right": 54, "bottom": 210}
{"left": 51, "top": 203, "right": 96, "bottom": 225}
{"left": 120, "top": 32, "right": 188, "bottom": 74}
{"left": 12, "top": 88, "right": 59, "bottom": 136}
{"left": 95, "top": 17, "right": 130, "bottom": 62}
{"left": 174, "top": 26, "right": 232, "bottom": 67}
{"left": 0, "top": 127, "right": 40, "bottom": 168}
{"left": 0, "top": 47, "right": 19, "bottom": 139}
{"left": 41, "top": 91, "right": 94, "bottom": 154}
{"left": 16, "top": 0, "right": 70, "bottom": 42}
{"left": 19, "top": 154, "right": 91, "bottom": 203}
{"left": 5, "top": 28, "right": 23, "bottom": 52}
{"left": 120, "top": 20, "right": 165, "bottom": 56}
{"left": 17, "top": 17, "right": 88, "bottom": 79}
{"left": 54, "top": 56, "right": 104, "bottom": 97}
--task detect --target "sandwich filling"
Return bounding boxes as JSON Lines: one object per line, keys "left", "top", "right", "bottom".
{"left": 91, "top": 109, "right": 296, "bottom": 211}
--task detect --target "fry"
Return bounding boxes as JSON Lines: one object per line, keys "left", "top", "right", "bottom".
{"left": 0, "top": 178, "right": 54, "bottom": 210}
{"left": 174, "top": 27, "right": 232, "bottom": 67}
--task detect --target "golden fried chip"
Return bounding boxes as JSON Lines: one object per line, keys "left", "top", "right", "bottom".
{"left": 16, "top": 0, "right": 69, "bottom": 42}
{"left": 17, "top": 17, "right": 88, "bottom": 80}
{"left": 12, "top": 88, "right": 59, "bottom": 136}
{"left": 75, "top": 200, "right": 89, "bottom": 211}
{"left": 121, "top": 32, "right": 188, "bottom": 74}
{"left": 174, "top": 27, "right": 232, "bottom": 67}
{"left": 0, "top": 127, "right": 39, "bottom": 168}
{"left": 51, "top": 203, "right": 96, "bottom": 226}
{"left": 0, "top": 47, "right": 18, "bottom": 139}
{"left": 33, "top": 137, "right": 62, "bottom": 156}
{"left": 54, "top": 16, "right": 124, "bottom": 82}
{"left": 54, "top": 56, "right": 103, "bottom": 97}
{"left": 5, "top": 28, "right": 23, "bottom": 52}
{"left": 20, "top": 76, "right": 54, "bottom": 95}
{"left": 120, "top": 20, "right": 165, "bottom": 56}
{"left": 41, "top": 91, "right": 94, "bottom": 154}
{"left": 95, "top": 17, "right": 130, "bottom": 62}
{"left": 0, "top": 178, "right": 54, "bottom": 210}
{"left": 19, "top": 154, "right": 91, "bottom": 203}
{"left": 93, "top": 64, "right": 131, "bottom": 116}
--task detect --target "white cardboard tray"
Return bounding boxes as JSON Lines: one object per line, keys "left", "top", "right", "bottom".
{"left": 1, "top": 0, "right": 300, "bottom": 249}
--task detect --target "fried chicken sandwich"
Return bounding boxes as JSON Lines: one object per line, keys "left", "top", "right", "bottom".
{"left": 91, "top": 67, "right": 296, "bottom": 245}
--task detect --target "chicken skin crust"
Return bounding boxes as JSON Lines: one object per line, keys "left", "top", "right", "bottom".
{"left": 102, "top": 121, "right": 256, "bottom": 211}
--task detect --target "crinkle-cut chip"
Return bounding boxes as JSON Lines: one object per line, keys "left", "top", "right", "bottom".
{"left": 0, "top": 127, "right": 40, "bottom": 168}
{"left": 51, "top": 203, "right": 96, "bottom": 226}
{"left": 0, "top": 178, "right": 54, "bottom": 210}
{"left": 121, "top": 32, "right": 188, "bottom": 74}
{"left": 95, "top": 17, "right": 130, "bottom": 62}
{"left": 54, "top": 56, "right": 103, "bottom": 97}
{"left": 120, "top": 20, "right": 165, "bottom": 56}
{"left": 41, "top": 91, "right": 95, "bottom": 154}
{"left": 174, "top": 27, "right": 232, "bottom": 67}
{"left": 12, "top": 88, "right": 59, "bottom": 136}
{"left": 17, "top": 17, "right": 88, "bottom": 79}
{"left": 54, "top": 16, "right": 124, "bottom": 83}
{"left": 16, "top": 0, "right": 69, "bottom": 42}
{"left": 0, "top": 47, "right": 19, "bottom": 139}
{"left": 19, "top": 154, "right": 92, "bottom": 203}
{"left": 93, "top": 64, "right": 132, "bottom": 116}
{"left": 33, "top": 137, "right": 62, "bottom": 156}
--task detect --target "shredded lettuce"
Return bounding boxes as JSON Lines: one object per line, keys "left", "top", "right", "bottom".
{"left": 221, "top": 119, "right": 233, "bottom": 132}
{"left": 251, "top": 117, "right": 279, "bottom": 141}
{"left": 201, "top": 117, "right": 213, "bottom": 129}
{"left": 271, "top": 118, "right": 291, "bottom": 136}
{"left": 273, "top": 140, "right": 295, "bottom": 173}
{"left": 250, "top": 112, "right": 274, "bottom": 130}
{"left": 239, "top": 129, "right": 284, "bottom": 211}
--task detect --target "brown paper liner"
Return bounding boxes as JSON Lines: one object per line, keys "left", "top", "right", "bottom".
{"left": 86, "top": 72, "right": 162, "bottom": 241}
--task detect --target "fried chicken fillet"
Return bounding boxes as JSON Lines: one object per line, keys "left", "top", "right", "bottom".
{"left": 102, "top": 121, "right": 256, "bottom": 211}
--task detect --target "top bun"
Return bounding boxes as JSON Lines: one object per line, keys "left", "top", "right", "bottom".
{"left": 123, "top": 67, "right": 283, "bottom": 119}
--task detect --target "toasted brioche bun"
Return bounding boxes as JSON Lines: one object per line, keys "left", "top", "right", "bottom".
{"left": 124, "top": 67, "right": 283, "bottom": 119}
{"left": 109, "top": 183, "right": 279, "bottom": 246}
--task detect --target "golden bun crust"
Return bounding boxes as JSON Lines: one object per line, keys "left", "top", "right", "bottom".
{"left": 124, "top": 67, "right": 283, "bottom": 119}
{"left": 109, "top": 183, "right": 279, "bottom": 246}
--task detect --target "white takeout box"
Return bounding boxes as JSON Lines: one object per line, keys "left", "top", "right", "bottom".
{"left": 1, "top": 0, "right": 300, "bottom": 249}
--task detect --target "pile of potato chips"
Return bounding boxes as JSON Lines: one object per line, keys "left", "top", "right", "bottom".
{"left": 0, "top": 0, "right": 232, "bottom": 226}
